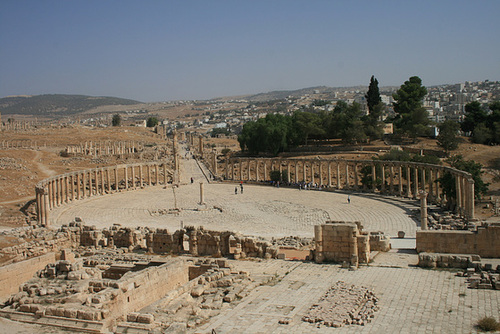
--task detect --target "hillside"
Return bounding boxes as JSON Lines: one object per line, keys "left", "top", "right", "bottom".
{"left": 0, "top": 94, "right": 142, "bottom": 116}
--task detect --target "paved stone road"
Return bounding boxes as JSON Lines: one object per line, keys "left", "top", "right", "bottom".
{"left": 197, "top": 257, "right": 500, "bottom": 334}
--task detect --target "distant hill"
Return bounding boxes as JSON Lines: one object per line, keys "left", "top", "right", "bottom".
{"left": 0, "top": 94, "right": 142, "bottom": 116}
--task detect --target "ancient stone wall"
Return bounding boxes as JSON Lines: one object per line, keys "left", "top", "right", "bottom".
{"left": 416, "top": 224, "right": 500, "bottom": 257}
{"left": 0, "top": 253, "right": 56, "bottom": 299}
{"left": 314, "top": 222, "right": 371, "bottom": 267}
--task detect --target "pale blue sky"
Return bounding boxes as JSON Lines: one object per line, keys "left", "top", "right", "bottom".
{"left": 1, "top": 1, "right": 499, "bottom": 102}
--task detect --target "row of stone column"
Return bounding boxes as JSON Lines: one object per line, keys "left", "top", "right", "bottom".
{"left": 35, "top": 162, "right": 173, "bottom": 226}
{"left": 1, "top": 140, "right": 38, "bottom": 149}
{"left": 225, "top": 158, "right": 474, "bottom": 219}
{"left": 65, "top": 141, "right": 141, "bottom": 156}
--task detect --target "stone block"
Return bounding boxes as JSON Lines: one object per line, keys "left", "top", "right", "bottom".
{"left": 137, "top": 313, "right": 154, "bottom": 324}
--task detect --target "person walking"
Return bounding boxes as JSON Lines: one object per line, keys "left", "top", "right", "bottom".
{"left": 347, "top": 195, "right": 351, "bottom": 204}
{"left": 240, "top": 183, "right": 243, "bottom": 194}
{"left": 235, "top": 187, "right": 238, "bottom": 195}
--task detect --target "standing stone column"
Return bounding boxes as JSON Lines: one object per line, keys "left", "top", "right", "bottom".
{"left": 418, "top": 190, "right": 428, "bottom": 230}
{"left": 421, "top": 168, "right": 426, "bottom": 192}
{"left": 466, "top": 178, "right": 475, "bottom": 220}
{"left": 124, "top": 167, "right": 129, "bottom": 190}
{"left": 255, "top": 160, "right": 260, "bottom": 181}
{"left": 70, "top": 174, "right": 75, "bottom": 201}
{"left": 398, "top": 165, "right": 403, "bottom": 196}
{"left": 114, "top": 168, "right": 119, "bottom": 192}
{"left": 147, "top": 165, "right": 152, "bottom": 186}
{"left": 381, "top": 164, "right": 386, "bottom": 193}
{"left": 336, "top": 162, "right": 341, "bottom": 189}
{"left": 455, "top": 174, "right": 462, "bottom": 215}
{"left": 414, "top": 168, "right": 419, "bottom": 197}
{"left": 406, "top": 166, "right": 412, "bottom": 198}
{"left": 153, "top": 164, "right": 159, "bottom": 185}
{"left": 138, "top": 165, "right": 143, "bottom": 188}
{"left": 303, "top": 160, "right": 307, "bottom": 183}
{"left": 287, "top": 161, "right": 291, "bottom": 184}
{"left": 106, "top": 169, "right": 111, "bottom": 193}
{"left": 345, "top": 163, "right": 349, "bottom": 189}
{"left": 310, "top": 161, "right": 315, "bottom": 185}
{"left": 294, "top": 161, "right": 298, "bottom": 183}
{"left": 239, "top": 160, "right": 243, "bottom": 181}
{"left": 319, "top": 161, "right": 324, "bottom": 186}
{"left": 371, "top": 164, "right": 376, "bottom": 192}
{"left": 198, "top": 135, "right": 203, "bottom": 158}
{"left": 43, "top": 190, "right": 50, "bottom": 226}
{"left": 354, "top": 163, "right": 358, "bottom": 189}
{"left": 328, "top": 162, "right": 332, "bottom": 187}
{"left": 77, "top": 173, "right": 82, "bottom": 199}
{"left": 65, "top": 176, "right": 69, "bottom": 203}
{"left": 435, "top": 170, "right": 441, "bottom": 202}
{"left": 162, "top": 164, "right": 167, "bottom": 186}
{"left": 314, "top": 225, "right": 324, "bottom": 263}
{"left": 199, "top": 182, "right": 205, "bottom": 205}
{"left": 225, "top": 159, "right": 229, "bottom": 180}
{"left": 389, "top": 165, "right": 394, "bottom": 194}
{"left": 264, "top": 160, "right": 268, "bottom": 181}
{"left": 100, "top": 169, "right": 105, "bottom": 194}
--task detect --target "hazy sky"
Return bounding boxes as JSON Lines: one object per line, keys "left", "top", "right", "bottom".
{"left": 1, "top": 1, "right": 499, "bottom": 102}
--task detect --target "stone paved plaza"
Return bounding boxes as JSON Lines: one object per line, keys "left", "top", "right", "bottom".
{"left": 2, "top": 155, "right": 498, "bottom": 333}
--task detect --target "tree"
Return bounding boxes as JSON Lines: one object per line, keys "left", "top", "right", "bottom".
{"left": 437, "top": 120, "right": 460, "bottom": 154}
{"left": 392, "top": 76, "right": 429, "bottom": 137}
{"left": 292, "top": 111, "right": 325, "bottom": 145}
{"left": 461, "top": 101, "right": 487, "bottom": 134}
{"left": 146, "top": 117, "right": 159, "bottom": 127}
{"left": 365, "top": 75, "right": 382, "bottom": 115}
{"left": 112, "top": 114, "right": 121, "bottom": 127}
{"left": 438, "top": 155, "right": 488, "bottom": 202}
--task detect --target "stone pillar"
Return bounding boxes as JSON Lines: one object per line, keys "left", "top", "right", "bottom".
{"left": 398, "top": 165, "right": 403, "bottom": 196}
{"left": 43, "top": 191, "right": 49, "bottom": 226}
{"left": 310, "top": 161, "right": 315, "bottom": 185}
{"left": 319, "top": 162, "right": 324, "bottom": 186}
{"left": 106, "top": 169, "right": 111, "bottom": 193}
{"left": 294, "top": 161, "right": 298, "bottom": 183}
{"left": 147, "top": 165, "right": 152, "bottom": 186}
{"left": 435, "top": 170, "right": 441, "bottom": 201}
{"left": 70, "top": 174, "right": 75, "bottom": 201}
{"left": 155, "top": 164, "right": 159, "bottom": 185}
{"left": 336, "top": 163, "right": 341, "bottom": 189}
{"left": 414, "top": 168, "right": 419, "bottom": 197}
{"left": 371, "top": 164, "right": 376, "bottom": 191}
{"left": 455, "top": 174, "right": 462, "bottom": 215}
{"left": 428, "top": 169, "right": 434, "bottom": 201}
{"left": 65, "top": 176, "right": 69, "bottom": 203}
{"left": 77, "top": 173, "right": 82, "bottom": 199}
{"left": 328, "top": 162, "right": 332, "bottom": 187}
{"left": 353, "top": 163, "right": 358, "bottom": 188}
{"left": 389, "top": 165, "right": 394, "bottom": 194}
{"left": 264, "top": 160, "right": 268, "bottom": 181}
{"left": 94, "top": 170, "right": 99, "bottom": 195}
{"left": 82, "top": 172, "right": 87, "bottom": 197}
{"left": 345, "top": 163, "right": 349, "bottom": 189}
{"left": 100, "top": 169, "right": 105, "bottom": 194}
{"left": 199, "top": 182, "right": 205, "bottom": 205}
{"left": 139, "top": 165, "right": 143, "bottom": 188}
{"left": 199, "top": 135, "right": 203, "bottom": 158}
{"left": 225, "top": 159, "right": 229, "bottom": 180}
{"left": 381, "top": 164, "right": 386, "bottom": 193}
{"left": 406, "top": 166, "right": 412, "bottom": 198}
{"left": 303, "top": 160, "right": 307, "bottom": 183}
{"left": 418, "top": 191, "right": 428, "bottom": 230}
{"left": 114, "top": 168, "right": 118, "bottom": 192}
{"left": 239, "top": 160, "right": 243, "bottom": 181}
{"left": 421, "top": 168, "right": 426, "bottom": 192}
{"left": 124, "top": 167, "right": 129, "bottom": 190}
{"left": 466, "top": 178, "right": 475, "bottom": 220}
{"left": 163, "top": 164, "right": 167, "bottom": 185}
{"left": 287, "top": 161, "right": 291, "bottom": 183}
{"left": 256, "top": 160, "right": 260, "bottom": 181}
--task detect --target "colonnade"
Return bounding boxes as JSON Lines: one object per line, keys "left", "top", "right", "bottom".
{"left": 1, "top": 139, "right": 39, "bottom": 149}
{"left": 65, "top": 141, "right": 142, "bottom": 157}
{"left": 225, "top": 157, "right": 475, "bottom": 220}
{"left": 35, "top": 162, "right": 174, "bottom": 226}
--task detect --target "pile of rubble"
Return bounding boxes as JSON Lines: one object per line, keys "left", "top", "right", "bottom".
{"left": 271, "top": 236, "right": 313, "bottom": 249}
{"left": 302, "top": 281, "right": 378, "bottom": 328}
{"left": 0, "top": 226, "right": 78, "bottom": 263}
{"left": 413, "top": 209, "right": 470, "bottom": 230}
{"left": 456, "top": 265, "right": 500, "bottom": 290}
{"left": 0, "top": 157, "right": 27, "bottom": 170}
